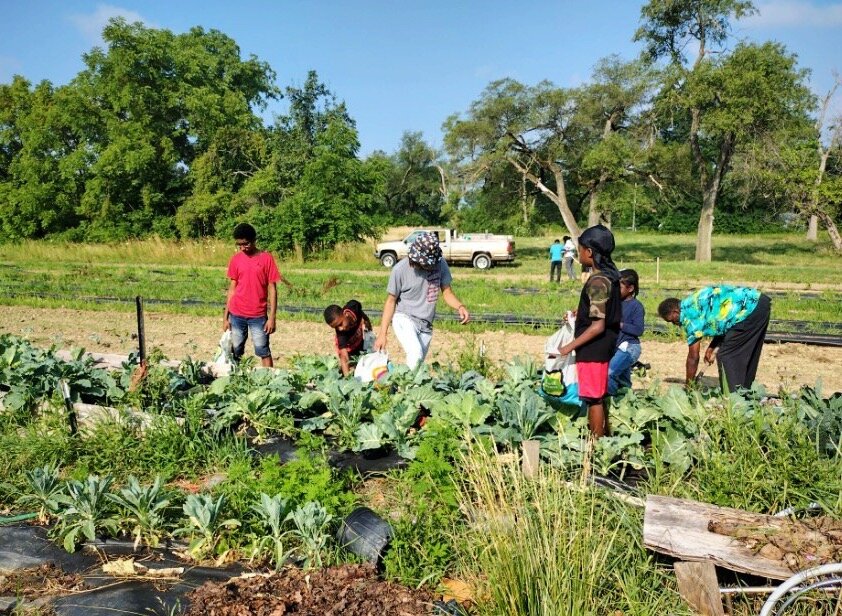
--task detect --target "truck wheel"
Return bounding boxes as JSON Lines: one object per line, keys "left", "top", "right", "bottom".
{"left": 472, "top": 253, "right": 492, "bottom": 270}
{"left": 380, "top": 252, "right": 397, "bottom": 268}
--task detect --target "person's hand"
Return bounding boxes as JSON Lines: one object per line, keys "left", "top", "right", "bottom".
{"left": 457, "top": 305, "right": 470, "bottom": 324}
{"left": 704, "top": 347, "right": 717, "bottom": 365}
{"left": 264, "top": 317, "right": 276, "bottom": 334}
{"left": 374, "top": 332, "right": 387, "bottom": 352}
{"left": 558, "top": 343, "right": 573, "bottom": 357}
{"left": 222, "top": 317, "right": 230, "bottom": 332}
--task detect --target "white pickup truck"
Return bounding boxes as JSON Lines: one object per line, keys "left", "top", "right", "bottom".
{"left": 374, "top": 229, "right": 515, "bottom": 270}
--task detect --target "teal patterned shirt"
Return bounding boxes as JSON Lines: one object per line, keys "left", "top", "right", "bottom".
{"left": 680, "top": 286, "right": 761, "bottom": 345}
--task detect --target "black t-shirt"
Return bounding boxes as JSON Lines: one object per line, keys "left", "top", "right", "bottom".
{"left": 335, "top": 300, "right": 368, "bottom": 355}
{"left": 574, "top": 272, "right": 621, "bottom": 362}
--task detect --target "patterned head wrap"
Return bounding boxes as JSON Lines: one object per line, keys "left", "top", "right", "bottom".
{"left": 408, "top": 232, "right": 442, "bottom": 268}
{"left": 578, "top": 224, "right": 619, "bottom": 281}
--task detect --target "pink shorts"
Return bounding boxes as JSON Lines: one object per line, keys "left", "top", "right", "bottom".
{"left": 577, "top": 361, "right": 609, "bottom": 401}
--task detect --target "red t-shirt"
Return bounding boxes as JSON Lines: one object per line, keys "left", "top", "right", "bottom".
{"left": 226, "top": 250, "right": 281, "bottom": 318}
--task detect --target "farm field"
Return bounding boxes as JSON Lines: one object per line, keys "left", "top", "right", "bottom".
{"left": 1, "top": 232, "right": 841, "bottom": 615}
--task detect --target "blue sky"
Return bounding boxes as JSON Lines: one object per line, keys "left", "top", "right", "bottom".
{"left": 1, "top": 1, "right": 840, "bottom": 155}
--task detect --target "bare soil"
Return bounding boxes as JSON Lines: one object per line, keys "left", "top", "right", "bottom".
{"left": 183, "top": 564, "right": 435, "bottom": 616}
{"left": 1, "top": 306, "right": 840, "bottom": 393}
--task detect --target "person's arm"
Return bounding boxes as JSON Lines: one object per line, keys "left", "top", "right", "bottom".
{"left": 559, "top": 319, "right": 605, "bottom": 355}
{"left": 622, "top": 302, "right": 645, "bottom": 337}
{"left": 441, "top": 286, "right": 470, "bottom": 324}
{"left": 686, "top": 340, "right": 701, "bottom": 384}
{"left": 278, "top": 273, "right": 293, "bottom": 289}
{"left": 705, "top": 335, "right": 722, "bottom": 365}
{"left": 223, "top": 279, "right": 236, "bottom": 331}
{"left": 264, "top": 282, "right": 277, "bottom": 334}
{"left": 374, "top": 294, "right": 397, "bottom": 351}
{"left": 337, "top": 348, "right": 351, "bottom": 377}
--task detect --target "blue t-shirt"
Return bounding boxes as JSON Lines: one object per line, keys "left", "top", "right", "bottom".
{"left": 549, "top": 243, "right": 563, "bottom": 261}
{"left": 680, "top": 286, "right": 760, "bottom": 345}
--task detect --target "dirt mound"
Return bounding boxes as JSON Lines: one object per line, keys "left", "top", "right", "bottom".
{"left": 183, "top": 564, "right": 436, "bottom": 616}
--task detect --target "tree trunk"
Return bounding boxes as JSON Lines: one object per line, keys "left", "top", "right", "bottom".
{"left": 509, "top": 159, "right": 581, "bottom": 237}
{"left": 588, "top": 191, "right": 601, "bottom": 227}
{"left": 816, "top": 210, "right": 842, "bottom": 252}
{"left": 695, "top": 189, "right": 716, "bottom": 262}
{"left": 806, "top": 215, "right": 818, "bottom": 241}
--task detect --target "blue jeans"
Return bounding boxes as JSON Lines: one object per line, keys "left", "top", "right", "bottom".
{"left": 608, "top": 343, "right": 641, "bottom": 395}
{"left": 229, "top": 313, "right": 271, "bottom": 359}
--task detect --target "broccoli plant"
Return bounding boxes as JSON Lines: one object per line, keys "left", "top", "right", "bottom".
{"left": 108, "top": 476, "right": 172, "bottom": 549}
{"left": 288, "top": 501, "right": 333, "bottom": 569}
{"left": 52, "top": 475, "right": 118, "bottom": 553}
{"left": 250, "top": 493, "right": 294, "bottom": 570}
{"left": 177, "top": 494, "right": 240, "bottom": 561}
{"left": 16, "top": 464, "right": 64, "bottom": 523}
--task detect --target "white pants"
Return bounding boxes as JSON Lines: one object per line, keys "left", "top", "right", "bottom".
{"left": 392, "top": 312, "right": 433, "bottom": 369}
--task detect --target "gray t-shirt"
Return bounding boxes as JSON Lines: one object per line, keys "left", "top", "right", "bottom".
{"left": 387, "top": 258, "right": 453, "bottom": 333}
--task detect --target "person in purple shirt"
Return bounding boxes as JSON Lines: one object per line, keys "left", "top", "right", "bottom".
{"left": 608, "top": 269, "right": 644, "bottom": 395}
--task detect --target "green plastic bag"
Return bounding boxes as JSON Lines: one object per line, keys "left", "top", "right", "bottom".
{"left": 541, "top": 371, "right": 566, "bottom": 397}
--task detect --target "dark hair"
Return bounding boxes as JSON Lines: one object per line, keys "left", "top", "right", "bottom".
{"left": 323, "top": 304, "right": 342, "bottom": 324}
{"left": 619, "top": 269, "right": 640, "bottom": 297}
{"left": 658, "top": 298, "right": 681, "bottom": 319}
{"left": 233, "top": 223, "right": 257, "bottom": 242}
{"left": 563, "top": 236, "right": 571, "bottom": 242}
{"left": 554, "top": 238, "right": 560, "bottom": 243}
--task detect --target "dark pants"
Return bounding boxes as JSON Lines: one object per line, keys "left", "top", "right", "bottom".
{"left": 550, "top": 261, "right": 562, "bottom": 282}
{"left": 715, "top": 294, "right": 771, "bottom": 393}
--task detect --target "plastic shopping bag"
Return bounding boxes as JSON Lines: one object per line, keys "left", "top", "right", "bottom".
{"left": 354, "top": 351, "right": 390, "bottom": 383}
{"left": 211, "top": 330, "right": 235, "bottom": 376}
{"left": 539, "top": 312, "right": 580, "bottom": 411}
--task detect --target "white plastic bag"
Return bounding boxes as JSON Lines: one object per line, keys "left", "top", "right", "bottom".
{"left": 543, "top": 313, "right": 577, "bottom": 385}
{"left": 362, "top": 330, "right": 376, "bottom": 352}
{"left": 212, "top": 330, "right": 235, "bottom": 376}
{"left": 354, "top": 351, "right": 389, "bottom": 383}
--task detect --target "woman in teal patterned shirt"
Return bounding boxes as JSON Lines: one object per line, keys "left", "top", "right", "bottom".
{"left": 658, "top": 286, "right": 771, "bottom": 392}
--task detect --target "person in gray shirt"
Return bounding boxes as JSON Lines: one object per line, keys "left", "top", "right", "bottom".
{"left": 374, "top": 232, "right": 470, "bottom": 368}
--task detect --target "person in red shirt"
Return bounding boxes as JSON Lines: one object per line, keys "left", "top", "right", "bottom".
{"left": 324, "top": 300, "right": 373, "bottom": 376}
{"left": 223, "top": 223, "right": 292, "bottom": 367}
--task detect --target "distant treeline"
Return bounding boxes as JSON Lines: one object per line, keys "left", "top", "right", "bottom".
{"left": 1, "top": 4, "right": 840, "bottom": 258}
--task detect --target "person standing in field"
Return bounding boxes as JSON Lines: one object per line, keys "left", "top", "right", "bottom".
{"left": 556, "top": 225, "right": 621, "bottom": 438}
{"left": 562, "top": 235, "right": 577, "bottom": 281}
{"left": 607, "top": 269, "right": 645, "bottom": 395}
{"left": 324, "top": 300, "right": 373, "bottom": 377}
{"left": 374, "top": 232, "right": 470, "bottom": 369}
{"left": 658, "top": 286, "right": 771, "bottom": 392}
{"left": 223, "top": 223, "right": 293, "bottom": 368}
{"left": 549, "top": 239, "right": 564, "bottom": 283}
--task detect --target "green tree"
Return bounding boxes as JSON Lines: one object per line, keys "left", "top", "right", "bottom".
{"left": 381, "top": 131, "right": 446, "bottom": 224}
{"left": 575, "top": 55, "right": 657, "bottom": 227}
{"left": 72, "top": 18, "right": 277, "bottom": 238}
{"left": 636, "top": 0, "right": 815, "bottom": 261}
{"left": 444, "top": 79, "right": 584, "bottom": 237}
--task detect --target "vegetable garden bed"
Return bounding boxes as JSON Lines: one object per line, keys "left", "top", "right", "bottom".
{"left": 1, "top": 333, "right": 841, "bottom": 614}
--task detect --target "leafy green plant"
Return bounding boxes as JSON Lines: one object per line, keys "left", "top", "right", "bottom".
{"left": 288, "top": 501, "right": 333, "bottom": 569}
{"left": 108, "top": 475, "right": 172, "bottom": 549}
{"left": 250, "top": 493, "right": 294, "bottom": 570}
{"left": 52, "top": 474, "right": 118, "bottom": 553}
{"left": 16, "top": 464, "right": 64, "bottom": 523}
{"left": 178, "top": 494, "right": 240, "bottom": 561}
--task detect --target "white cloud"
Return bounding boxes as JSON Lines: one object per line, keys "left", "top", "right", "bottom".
{"left": 744, "top": 1, "right": 842, "bottom": 28}
{"left": 68, "top": 4, "right": 153, "bottom": 43}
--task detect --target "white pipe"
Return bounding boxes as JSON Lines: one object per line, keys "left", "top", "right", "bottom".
{"left": 759, "top": 563, "right": 842, "bottom": 616}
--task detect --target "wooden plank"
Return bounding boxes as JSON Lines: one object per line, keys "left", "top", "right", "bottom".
{"left": 522, "top": 440, "right": 540, "bottom": 478}
{"left": 644, "top": 495, "right": 792, "bottom": 580}
{"left": 675, "top": 561, "right": 725, "bottom": 616}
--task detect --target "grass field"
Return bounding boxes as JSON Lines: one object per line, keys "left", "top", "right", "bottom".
{"left": 0, "top": 231, "right": 840, "bottom": 335}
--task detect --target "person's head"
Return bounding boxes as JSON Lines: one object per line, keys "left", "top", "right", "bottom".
{"left": 658, "top": 297, "right": 681, "bottom": 325}
{"left": 554, "top": 239, "right": 560, "bottom": 244}
{"left": 563, "top": 235, "right": 571, "bottom": 243}
{"left": 408, "top": 232, "right": 442, "bottom": 271}
{"left": 577, "top": 225, "right": 617, "bottom": 277}
{"left": 323, "top": 304, "right": 354, "bottom": 331}
{"left": 619, "top": 269, "right": 639, "bottom": 300}
{"left": 233, "top": 223, "right": 258, "bottom": 255}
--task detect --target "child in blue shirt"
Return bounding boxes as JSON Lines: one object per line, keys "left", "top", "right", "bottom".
{"left": 549, "top": 239, "right": 564, "bottom": 282}
{"left": 608, "top": 269, "right": 644, "bottom": 395}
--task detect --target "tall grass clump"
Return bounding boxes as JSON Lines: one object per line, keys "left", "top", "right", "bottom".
{"left": 455, "top": 443, "right": 689, "bottom": 616}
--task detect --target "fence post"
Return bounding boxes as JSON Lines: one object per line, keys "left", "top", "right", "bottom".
{"left": 656, "top": 257, "right": 660, "bottom": 285}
